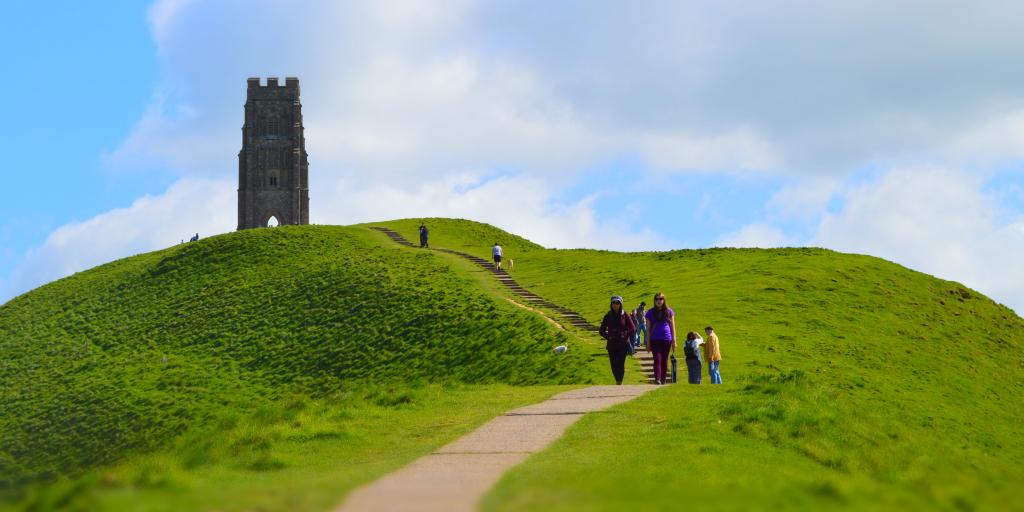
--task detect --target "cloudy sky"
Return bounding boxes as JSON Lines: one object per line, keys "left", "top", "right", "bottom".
{"left": 2, "top": 0, "right": 1023, "bottom": 313}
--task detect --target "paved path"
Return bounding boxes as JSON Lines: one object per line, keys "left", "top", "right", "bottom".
{"left": 335, "top": 385, "right": 656, "bottom": 512}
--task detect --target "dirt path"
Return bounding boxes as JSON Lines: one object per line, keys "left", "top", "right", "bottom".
{"left": 334, "top": 385, "right": 656, "bottom": 512}
{"left": 503, "top": 297, "right": 566, "bottom": 330}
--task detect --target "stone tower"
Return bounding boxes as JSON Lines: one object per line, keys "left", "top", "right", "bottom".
{"left": 237, "top": 77, "right": 309, "bottom": 230}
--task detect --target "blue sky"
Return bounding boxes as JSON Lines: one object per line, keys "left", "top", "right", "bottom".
{"left": 0, "top": 2, "right": 172, "bottom": 276}
{"left": 2, "top": 1, "right": 1023, "bottom": 314}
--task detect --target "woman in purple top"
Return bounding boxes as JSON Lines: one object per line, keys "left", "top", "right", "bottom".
{"left": 644, "top": 292, "right": 677, "bottom": 385}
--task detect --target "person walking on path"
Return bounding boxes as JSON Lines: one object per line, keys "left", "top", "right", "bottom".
{"left": 492, "top": 242, "right": 504, "bottom": 269}
{"left": 704, "top": 326, "right": 723, "bottom": 384}
{"left": 634, "top": 301, "right": 647, "bottom": 348}
{"left": 599, "top": 295, "right": 636, "bottom": 385}
{"left": 644, "top": 292, "right": 676, "bottom": 385}
{"left": 419, "top": 223, "right": 429, "bottom": 248}
{"left": 683, "top": 331, "right": 704, "bottom": 384}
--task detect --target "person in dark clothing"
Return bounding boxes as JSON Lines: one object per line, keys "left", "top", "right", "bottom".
{"left": 683, "top": 331, "right": 704, "bottom": 384}
{"left": 418, "top": 223, "right": 429, "bottom": 248}
{"left": 599, "top": 295, "right": 636, "bottom": 385}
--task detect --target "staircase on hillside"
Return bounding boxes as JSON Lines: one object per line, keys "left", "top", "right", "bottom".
{"left": 370, "top": 226, "right": 664, "bottom": 383}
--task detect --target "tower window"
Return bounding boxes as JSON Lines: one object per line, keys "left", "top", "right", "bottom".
{"left": 268, "top": 118, "right": 280, "bottom": 135}
{"left": 269, "top": 175, "right": 278, "bottom": 187}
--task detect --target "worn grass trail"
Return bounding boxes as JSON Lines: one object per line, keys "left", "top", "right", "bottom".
{"left": 336, "top": 385, "right": 656, "bottom": 512}
{"left": 370, "top": 226, "right": 658, "bottom": 383}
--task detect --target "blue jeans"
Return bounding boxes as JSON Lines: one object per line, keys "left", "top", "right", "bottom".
{"left": 708, "top": 360, "right": 722, "bottom": 384}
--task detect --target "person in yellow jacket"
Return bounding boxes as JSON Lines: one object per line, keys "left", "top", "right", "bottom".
{"left": 703, "top": 326, "right": 722, "bottom": 384}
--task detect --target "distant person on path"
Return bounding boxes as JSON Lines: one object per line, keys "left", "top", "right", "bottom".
{"left": 419, "top": 223, "right": 429, "bottom": 248}
{"left": 492, "top": 242, "right": 503, "bottom": 269}
{"left": 704, "top": 326, "right": 722, "bottom": 384}
{"left": 684, "top": 331, "right": 704, "bottom": 384}
{"left": 599, "top": 295, "right": 636, "bottom": 385}
{"left": 644, "top": 292, "right": 676, "bottom": 385}
{"left": 626, "top": 305, "right": 634, "bottom": 346}
{"left": 190, "top": 233, "right": 199, "bottom": 242}
{"left": 634, "top": 301, "right": 647, "bottom": 348}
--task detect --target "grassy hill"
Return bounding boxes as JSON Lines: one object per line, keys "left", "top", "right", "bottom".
{"left": 2, "top": 218, "right": 1022, "bottom": 511}
{"left": 0, "top": 225, "right": 599, "bottom": 508}
{"left": 376, "top": 218, "right": 1024, "bottom": 511}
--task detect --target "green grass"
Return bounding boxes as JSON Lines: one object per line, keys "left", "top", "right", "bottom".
{"left": 374, "top": 218, "right": 1024, "bottom": 511}
{"left": 0, "top": 225, "right": 601, "bottom": 503}
{"left": 3, "top": 218, "right": 1023, "bottom": 510}
{"left": 9, "top": 384, "right": 571, "bottom": 512}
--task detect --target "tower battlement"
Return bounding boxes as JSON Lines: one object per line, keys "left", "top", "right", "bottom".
{"left": 246, "top": 77, "right": 300, "bottom": 99}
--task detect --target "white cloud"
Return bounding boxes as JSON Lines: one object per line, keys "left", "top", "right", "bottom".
{"left": 708, "top": 168, "right": 1024, "bottom": 314}
{"left": 147, "top": 0, "right": 199, "bottom": 46}
{"left": 0, "top": 171, "right": 673, "bottom": 304}
{"left": 111, "top": 1, "right": 1024, "bottom": 185}
{"left": 814, "top": 168, "right": 1024, "bottom": 313}
{"left": 766, "top": 179, "right": 841, "bottom": 220}
{"left": 715, "top": 223, "right": 792, "bottom": 248}
{"left": 317, "top": 172, "right": 672, "bottom": 251}
{"left": 10, "top": 0, "right": 1024, "bottom": 314}
{"left": 1, "top": 179, "right": 234, "bottom": 303}
{"left": 951, "top": 109, "right": 1024, "bottom": 163}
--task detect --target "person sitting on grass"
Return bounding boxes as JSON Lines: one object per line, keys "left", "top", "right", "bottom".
{"left": 599, "top": 295, "right": 636, "bottom": 386}
{"left": 704, "top": 326, "right": 722, "bottom": 384}
{"left": 684, "top": 331, "right": 704, "bottom": 384}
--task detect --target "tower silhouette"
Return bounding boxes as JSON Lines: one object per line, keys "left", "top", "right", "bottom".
{"left": 237, "top": 77, "right": 309, "bottom": 230}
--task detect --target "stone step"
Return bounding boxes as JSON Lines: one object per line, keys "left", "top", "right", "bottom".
{"left": 371, "top": 226, "right": 606, "bottom": 335}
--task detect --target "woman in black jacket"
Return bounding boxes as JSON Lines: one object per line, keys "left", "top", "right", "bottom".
{"left": 599, "top": 295, "right": 637, "bottom": 385}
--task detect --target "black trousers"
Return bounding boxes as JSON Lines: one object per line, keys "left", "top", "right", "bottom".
{"left": 607, "top": 348, "right": 628, "bottom": 383}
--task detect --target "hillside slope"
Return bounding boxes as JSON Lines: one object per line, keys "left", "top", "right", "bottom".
{"left": 0, "top": 225, "right": 594, "bottom": 490}
{"left": 3, "top": 218, "right": 1022, "bottom": 510}
{"left": 377, "top": 218, "right": 1024, "bottom": 510}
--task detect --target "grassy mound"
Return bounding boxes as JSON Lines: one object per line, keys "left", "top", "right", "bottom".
{"left": 0, "top": 225, "right": 594, "bottom": 491}
{"left": 375, "top": 219, "right": 1024, "bottom": 510}
{"left": 4, "top": 218, "right": 1022, "bottom": 510}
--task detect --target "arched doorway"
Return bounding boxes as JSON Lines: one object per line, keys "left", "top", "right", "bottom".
{"left": 266, "top": 215, "right": 280, "bottom": 228}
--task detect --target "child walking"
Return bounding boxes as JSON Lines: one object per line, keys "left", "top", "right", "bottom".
{"left": 684, "top": 331, "right": 704, "bottom": 384}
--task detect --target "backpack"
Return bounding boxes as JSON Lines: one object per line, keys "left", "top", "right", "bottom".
{"left": 684, "top": 340, "right": 699, "bottom": 360}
